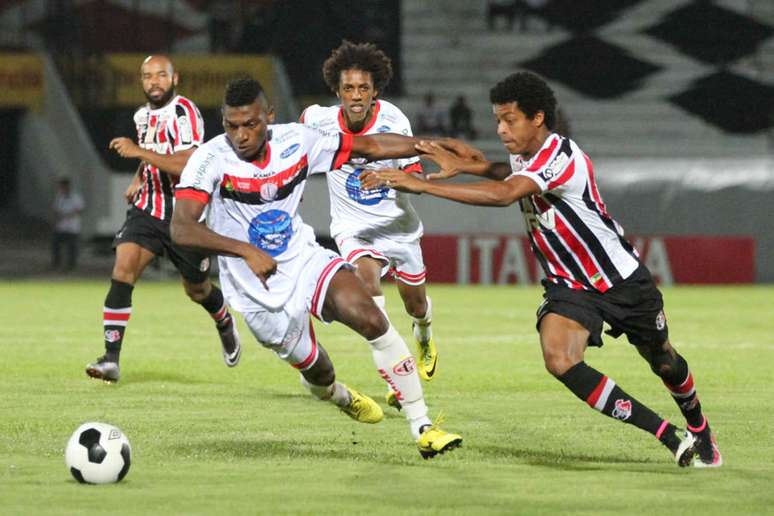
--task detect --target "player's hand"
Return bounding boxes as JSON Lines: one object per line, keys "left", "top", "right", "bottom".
{"left": 124, "top": 172, "right": 143, "bottom": 203}
{"left": 360, "top": 168, "right": 426, "bottom": 194}
{"left": 435, "top": 138, "right": 486, "bottom": 161}
{"left": 415, "top": 140, "right": 477, "bottom": 180}
{"left": 243, "top": 248, "right": 277, "bottom": 289}
{"left": 109, "top": 137, "right": 143, "bottom": 159}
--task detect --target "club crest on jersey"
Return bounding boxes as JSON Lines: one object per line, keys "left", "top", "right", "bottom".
{"left": 280, "top": 143, "right": 300, "bottom": 159}
{"left": 178, "top": 115, "right": 193, "bottom": 144}
{"left": 392, "top": 357, "right": 416, "bottom": 376}
{"left": 260, "top": 182, "right": 279, "bottom": 202}
{"left": 345, "top": 167, "right": 388, "bottom": 206}
{"left": 537, "top": 151, "right": 569, "bottom": 183}
{"left": 612, "top": 399, "right": 632, "bottom": 420}
{"left": 656, "top": 310, "right": 666, "bottom": 330}
{"left": 248, "top": 209, "right": 293, "bottom": 256}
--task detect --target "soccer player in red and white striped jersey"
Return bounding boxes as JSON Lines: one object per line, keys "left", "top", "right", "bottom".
{"left": 362, "top": 71, "right": 721, "bottom": 468}
{"left": 86, "top": 55, "right": 240, "bottom": 383}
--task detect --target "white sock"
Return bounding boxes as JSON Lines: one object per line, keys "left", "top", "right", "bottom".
{"left": 369, "top": 325, "right": 431, "bottom": 439}
{"left": 412, "top": 296, "right": 433, "bottom": 344}
{"left": 300, "top": 376, "right": 351, "bottom": 408}
{"left": 372, "top": 295, "right": 389, "bottom": 320}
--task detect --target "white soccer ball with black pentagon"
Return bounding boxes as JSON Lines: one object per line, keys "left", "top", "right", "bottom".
{"left": 65, "top": 422, "right": 131, "bottom": 484}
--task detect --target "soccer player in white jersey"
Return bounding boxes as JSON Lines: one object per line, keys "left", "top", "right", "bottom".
{"left": 171, "top": 78, "right": 462, "bottom": 458}
{"left": 363, "top": 71, "right": 721, "bottom": 468}
{"left": 86, "top": 55, "right": 240, "bottom": 383}
{"left": 300, "top": 41, "right": 438, "bottom": 404}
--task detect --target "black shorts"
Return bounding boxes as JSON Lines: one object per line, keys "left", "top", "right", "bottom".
{"left": 112, "top": 207, "right": 210, "bottom": 283}
{"left": 536, "top": 265, "right": 668, "bottom": 347}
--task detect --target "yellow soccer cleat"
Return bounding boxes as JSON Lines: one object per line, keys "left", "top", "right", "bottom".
{"left": 340, "top": 386, "right": 384, "bottom": 424}
{"left": 415, "top": 329, "right": 438, "bottom": 382}
{"left": 416, "top": 415, "right": 462, "bottom": 459}
{"left": 385, "top": 389, "right": 402, "bottom": 411}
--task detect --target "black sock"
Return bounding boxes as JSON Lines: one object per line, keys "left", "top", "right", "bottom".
{"left": 103, "top": 279, "right": 134, "bottom": 362}
{"left": 199, "top": 285, "right": 230, "bottom": 327}
{"left": 558, "top": 362, "right": 670, "bottom": 441}
{"left": 661, "top": 354, "right": 706, "bottom": 430}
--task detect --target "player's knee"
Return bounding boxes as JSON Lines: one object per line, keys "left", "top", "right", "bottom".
{"left": 183, "top": 281, "right": 209, "bottom": 302}
{"left": 649, "top": 349, "right": 677, "bottom": 379}
{"left": 355, "top": 302, "right": 389, "bottom": 340}
{"left": 402, "top": 295, "right": 427, "bottom": 319}
{"left": 543, "top": 353, "right": 574, "bottom": 378}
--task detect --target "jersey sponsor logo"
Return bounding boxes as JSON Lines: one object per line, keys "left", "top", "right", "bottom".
{"left": 612, "top": 399, "right": 632, "bottom": 420}
{"left": 538, "top": 151, "right": 569, "bottom": 183}
{"left": 280, "top": 143, "right": 300, "bottom": 159}
{"left": 377, "top": 125, "right": 391, "bottom": 133}
{"left": 248, "top": 209, "right": 293, "bottom": 256}
{"left": 345, "top": 167, "right": 388, "bottom": 206}
{"left": 104, "top": 329, "right": 121, "bottom": 343}
{"left": 392, "top": 356, "right": 416, "bottom": 376}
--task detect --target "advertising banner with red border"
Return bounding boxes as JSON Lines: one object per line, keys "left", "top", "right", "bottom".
{"left": 420, "top": 235, "right": 755, "bottom": 285}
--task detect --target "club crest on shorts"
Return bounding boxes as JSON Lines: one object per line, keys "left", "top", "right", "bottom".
{"left": 392, "top": 356, "right": 416, "bottom": 376}
{"left": 199, "top": 257, "right": 210, "bottom": 272}
{"left": 612, "top": 399, "right": 632, "bottom": 420}
{"left": 655, "top": 310, "right": 666, "bottom": 330}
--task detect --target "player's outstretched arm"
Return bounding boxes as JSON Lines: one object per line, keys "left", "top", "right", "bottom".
{"left": 361, "top": 169, "right": 540, "bottom": 207}
{"left": 109, "top": 137, "right": 195, "bottom": 176}
{"left": 351, "top": 133, "right": 423, "bottom": 161}
{"left": 417, "top": 140, "right": 512, "bottom": 181}
{"left": 171, "top": 198, "right": 276, "bottom": 288}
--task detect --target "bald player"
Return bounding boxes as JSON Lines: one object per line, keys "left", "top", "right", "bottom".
{"left": 85, "top": 55, "right": 240, "bottom": 383}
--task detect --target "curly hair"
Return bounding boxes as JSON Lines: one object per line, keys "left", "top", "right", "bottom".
{"left": 322, "top": 40, "right": 393, "bottom": 93}
{"left": 224, "top": 77, "right": 267, "bottom": 107}
{"left": 489, "top": 71, "right": 557, "bottom": 130}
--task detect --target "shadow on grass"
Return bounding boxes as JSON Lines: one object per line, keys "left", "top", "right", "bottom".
{"left": 170, "top": 438, "right": 422, "bottom": 466}
{"left": 257, "top": 390, "right": 405, "bottom": 420}
{"left": 474, "top": 443, "right": 681, "bottom": 473}
{"left": 126, "top": 370, "right": 212, "bottom": 385}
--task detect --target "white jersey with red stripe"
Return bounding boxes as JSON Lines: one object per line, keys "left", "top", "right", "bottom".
{"left": 301, "top": 99, "right": 423, "bottom": 242}
{"left": 175, "top": 124, "right": 353, "bottom": 312}
{"left": 508, "top": 133, "right": 640, "bottom": 292}
{"left": 133, "top": 94, "right": 204, "bottom": 221}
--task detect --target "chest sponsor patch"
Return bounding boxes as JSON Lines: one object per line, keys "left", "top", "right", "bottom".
{"left": 248, "top": 209, "right": 293, "bottom": 256}
{"left": 345, "top": 167, "right": 388, "bottom": 206}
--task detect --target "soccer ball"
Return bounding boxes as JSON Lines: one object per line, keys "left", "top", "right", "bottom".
{"left": 65, "top": 422, "right": 131, "bottom": 484}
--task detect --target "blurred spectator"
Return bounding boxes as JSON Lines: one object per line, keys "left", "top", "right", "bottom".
{"left": 208, "top": 0, "right": 235, "bottom": 53}
{"left": 554, "top": 106, "right": 572, "bottom": 138}
{"left": 519, "top": 0, "right": 552, "bottom": 32}
{"left": 487, "top": 1, "right": 517, "bottom": 31}
{"left": 415, "top": 93, "right": 447, "bottom": 136}
{"left": 449, "top": 95, "right": 478, "bottom": 140}
{"left": 51, "top": 176, "right": 84, "bottom": 271}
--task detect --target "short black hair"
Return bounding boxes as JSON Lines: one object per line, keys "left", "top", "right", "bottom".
{"left": 489, "top": 71, "right": 557, "bottom": 130}
{"left": 224, "top": 77, "right": 267, "bottom": 107}
{"left": 322, "top": 40, "right": 393, "bottom": 93}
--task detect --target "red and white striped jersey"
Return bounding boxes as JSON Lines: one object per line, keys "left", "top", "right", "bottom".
{"left": 508, "top": 133, "right": 640, "bottom": 292}
{"left": 175, "top": 124, "right": 352, "bottom": 311}
{"left": 300, "top": 99, "right": 423, "bottom": 242}
{"left": 132, "top": 95, "right": 204, "bottom": 221}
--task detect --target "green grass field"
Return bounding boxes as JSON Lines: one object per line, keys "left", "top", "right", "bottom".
{"left": 1, "top": 280, "right": 773, "bottom": 515}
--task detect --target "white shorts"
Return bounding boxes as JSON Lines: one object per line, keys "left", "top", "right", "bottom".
{"left": 336, "top": 235, "right": 426, "bottom": 286}
{"left": 241, "top": 246, "right": 350, "bottom": 371}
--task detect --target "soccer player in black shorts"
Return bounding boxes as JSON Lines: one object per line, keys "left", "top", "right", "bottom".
{"left": 85, "top": 55, "right": 241, "bottom": 383}
{"left": 362, "top": 71, "right": 722, "bottom": 468}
